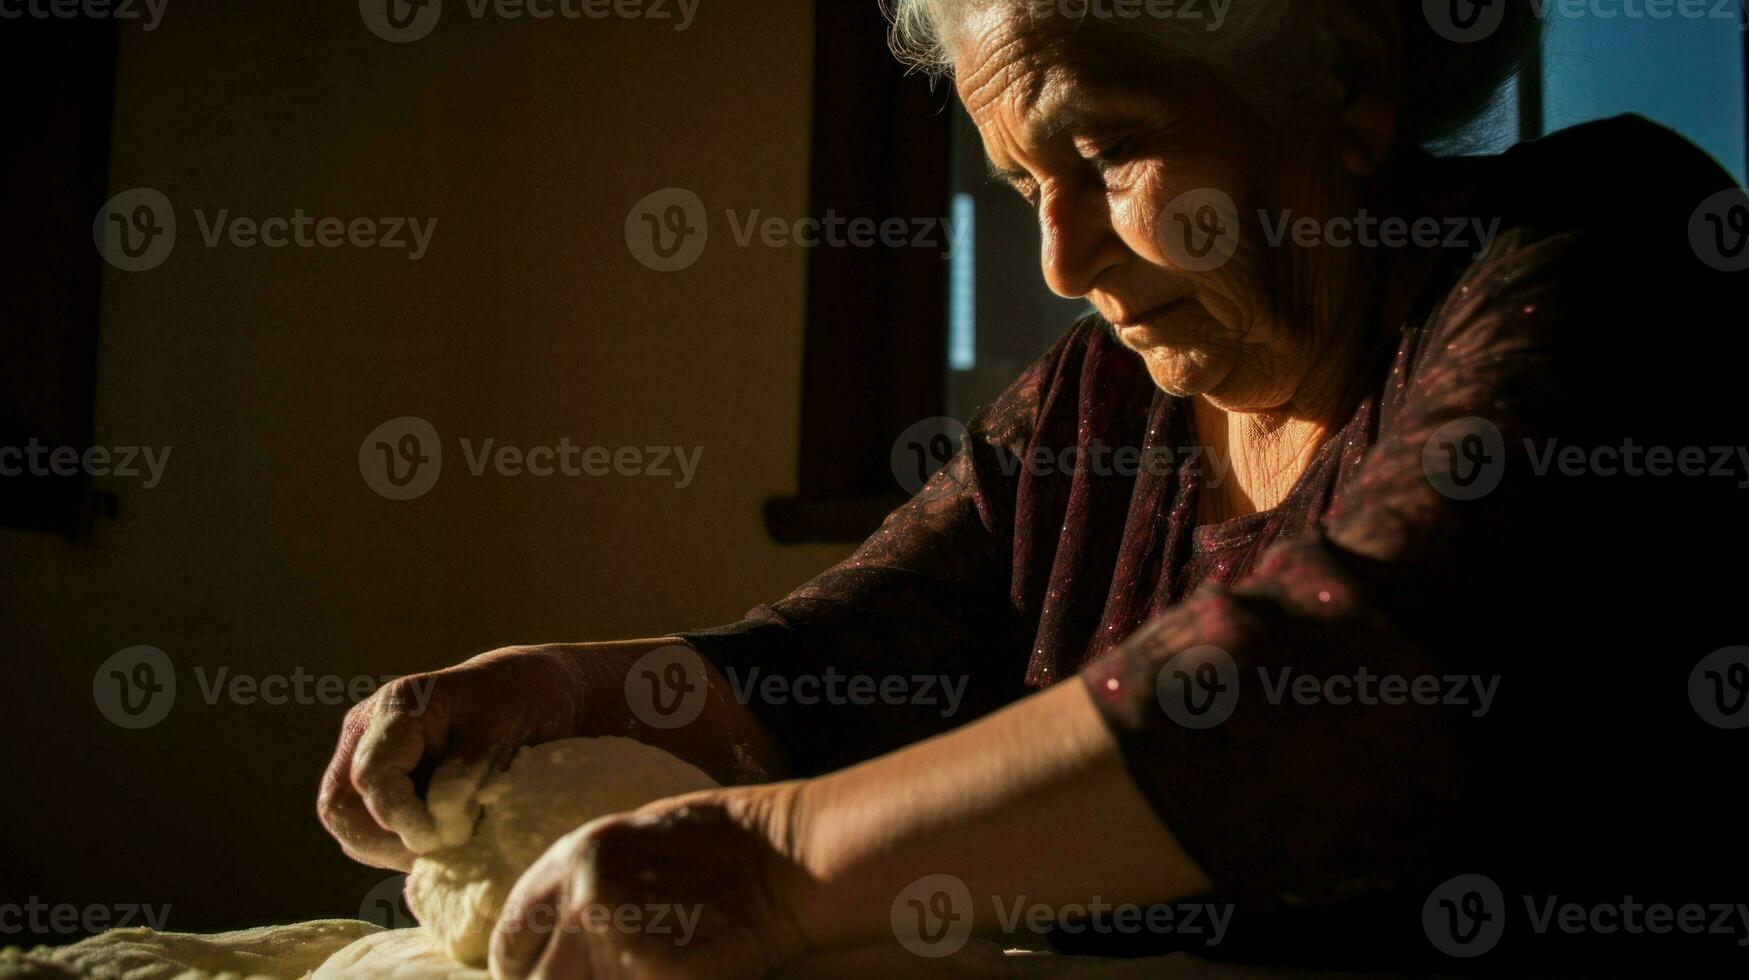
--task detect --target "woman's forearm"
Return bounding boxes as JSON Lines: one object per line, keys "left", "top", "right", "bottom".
{"left": 789, "top": 678, "right": 1212, "bottom": 949}
{"left": 541, "top": 638, "right": 793, "bottom": 784}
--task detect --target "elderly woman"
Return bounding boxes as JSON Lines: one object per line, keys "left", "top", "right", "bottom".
{"left": 320, "top": 0, "right": 1746, "bottom": 974}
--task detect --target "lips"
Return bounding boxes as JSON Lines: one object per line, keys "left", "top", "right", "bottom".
{"left": 1110, "top": 296, "right": 1194, "bottom": 329}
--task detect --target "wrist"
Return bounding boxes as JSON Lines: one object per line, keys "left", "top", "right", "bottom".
{"left": 717, "top": 779, "right": 819, "bottom": 959}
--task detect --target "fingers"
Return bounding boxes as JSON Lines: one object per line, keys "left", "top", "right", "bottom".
{"left": 352, "top": 706, "right": 445, "bottom": 855}
{"left": 425, "top": 756, "right": 492, "bottom": 849}
{"left": 490, "top": 878, "right": 562, "bottom": 980}
{"left": 318, "top": 774, "right": 418, "bottom": 871}
{"left": 319, "top": 705, "right": 419, "bottom": 871}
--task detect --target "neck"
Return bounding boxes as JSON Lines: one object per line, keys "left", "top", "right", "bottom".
{"left": 1193, "top": 398, "right": 1331, "bottom": 522}
{"left": 1190, "top": 152, "right": 1488, "bottom": 523}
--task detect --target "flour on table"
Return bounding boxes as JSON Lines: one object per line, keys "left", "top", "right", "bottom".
{"left": 402, "top": 737, "right": 718, "bottom": 967}
{"left": 0, "top": 920, "right": 379, "bottom": 980}
{"left": 308, "top": 929, "right": 484, "bottom": 980}
{"left": 0, "top": 739, "right": 713, "bottom": 980}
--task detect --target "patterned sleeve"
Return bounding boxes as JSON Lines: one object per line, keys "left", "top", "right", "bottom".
{"left": 1081, "top": 187, "right": 1749, "bottom": 910}
{"left": 677, "top": 322, "right": 1099, "bottom": 776}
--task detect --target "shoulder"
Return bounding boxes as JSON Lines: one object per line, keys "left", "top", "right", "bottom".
{"left": 1480, "top": 114, "right": 1738, "bottom": 237}
{"left": 1401, "top": 115, "right": 1748, "bottom": 434}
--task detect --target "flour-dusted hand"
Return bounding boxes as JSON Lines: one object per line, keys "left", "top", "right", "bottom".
{"left": 318, "top": 646, "right": 623, "bottom": 870}
{"left": 317, "top": 641, "right": 790, "bottom": 871}
{"left": 488, "top": 786, "right": 811, "bottom": 980}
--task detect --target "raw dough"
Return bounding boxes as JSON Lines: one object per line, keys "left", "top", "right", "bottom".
{"left": 403, "top": 737, "right": 718, "bottom": 967}
{"left": 0, "top": 920, "right": 379, "bottom": 980}
{"left": 309, "top": 930, "right": 483, "bottom": 980}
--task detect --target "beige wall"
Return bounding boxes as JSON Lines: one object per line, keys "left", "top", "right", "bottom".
{"left": 0, "top": 0, "right": 849, "bottom": 933}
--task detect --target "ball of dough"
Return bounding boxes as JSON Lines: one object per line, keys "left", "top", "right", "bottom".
{"left": 405, "top": 737, "right": 718, "bottom": 967}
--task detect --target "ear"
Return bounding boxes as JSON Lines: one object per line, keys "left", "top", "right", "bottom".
{"left": 1321, "top": 0, "right": 1403, "bottom": 177}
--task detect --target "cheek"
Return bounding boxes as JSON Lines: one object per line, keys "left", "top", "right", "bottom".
{"left": 1108, "top": 166, "right": 1176, "bottom": 264}
{"left": 1116, "top": 166, "right": 1272, "bottom": 327}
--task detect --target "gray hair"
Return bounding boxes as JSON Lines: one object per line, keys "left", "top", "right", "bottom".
{"left": 883, "top": 0, "right": 1542, "bottom": 148}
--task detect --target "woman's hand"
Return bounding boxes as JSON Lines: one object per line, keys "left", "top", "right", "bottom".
{"left": 486, "top": 681, "right": 1211, "bottom": 978}
{"left": 317, "top": 645, "right": 606, "bottom": 870}
{"left": 318, "top": 640, "right": 791, "bottom": 871}
{"left": 489, "top": 784, "right": 811, "bottom": 980}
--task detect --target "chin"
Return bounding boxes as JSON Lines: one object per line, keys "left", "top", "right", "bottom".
{"left": 1137, "top": 342, "right": 1236, "bottom": 398}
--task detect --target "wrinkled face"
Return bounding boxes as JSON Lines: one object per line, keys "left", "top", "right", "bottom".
{"left": 952, "top": 8, "right": 1358, "bottom": 410}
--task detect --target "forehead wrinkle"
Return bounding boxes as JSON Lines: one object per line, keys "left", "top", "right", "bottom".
{"left": 958, "top": 30, "right": 1047, "bottom": 117}
{"left": 977, "top": 70, "right": 1114, "bottom": 180}
{"left": 1022, "top": 77, "right": 1102, "bottom": 145}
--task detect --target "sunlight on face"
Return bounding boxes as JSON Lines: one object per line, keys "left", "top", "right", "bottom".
{"left": 950, "top": 6, "right": 1348, "bottom": 411}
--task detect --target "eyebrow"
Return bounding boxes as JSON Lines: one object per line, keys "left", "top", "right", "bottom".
{"left": 983, "top": 99, "right": 1139, "bottom": 183}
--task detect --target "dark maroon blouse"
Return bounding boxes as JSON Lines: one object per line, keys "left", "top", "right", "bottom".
{"left": 682, "top": 116, "right": 1748, "bottom": 963}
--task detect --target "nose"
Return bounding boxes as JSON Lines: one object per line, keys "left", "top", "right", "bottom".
{"left": 1037, "top": 181, "right": 1123, "bottom": 299}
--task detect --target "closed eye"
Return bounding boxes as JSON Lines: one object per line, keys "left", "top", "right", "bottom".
{"left": 989, "top": 167, "right": 1040, "bottom": 208}
{"left": 1088, "top": 135, "right": 1141, "bottom": 173}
